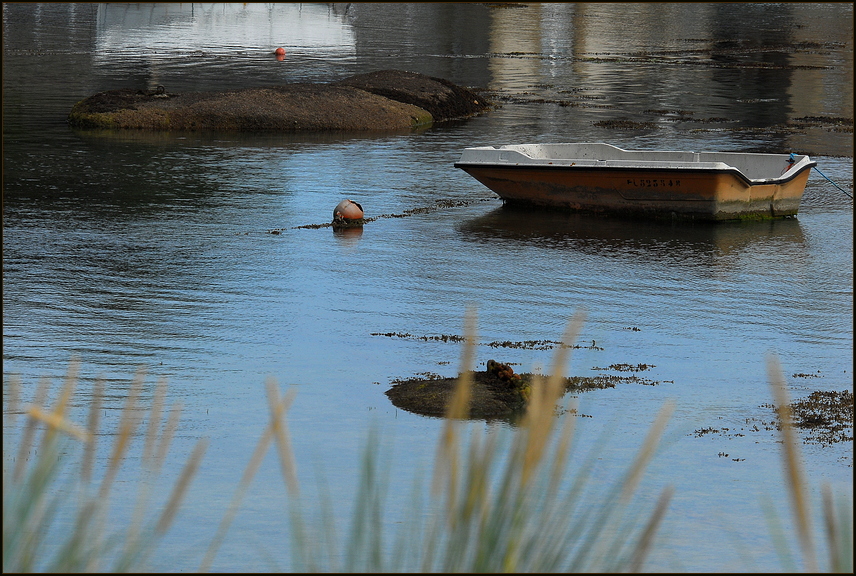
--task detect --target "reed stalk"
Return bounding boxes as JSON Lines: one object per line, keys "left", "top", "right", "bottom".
{"left": 256, "top": 310, "right": 676, "bottom": 573}
{"left": 766, "top": 353, "right": 853, "bottom": 573}
{"left": 3, "top": 360, "right": 206, "bottom": 573}
{"left": 198, "top": 379, "right": 295, "bottom": 572}
{"left": 4, "top": 331, "right": 850, "bottom": 573}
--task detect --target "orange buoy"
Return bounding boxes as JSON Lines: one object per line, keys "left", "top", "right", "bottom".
{"left": 333, "top": 199, "right": 364, "bottom": 221}
{"left": 275, "top": 47, "right": 286, "bottom": 56}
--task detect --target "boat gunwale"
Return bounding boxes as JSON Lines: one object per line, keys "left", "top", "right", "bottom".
{"left": 452, "top": 160, "right": 817, "bottom": 187}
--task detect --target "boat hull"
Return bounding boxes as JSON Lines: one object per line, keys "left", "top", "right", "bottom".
{"left": 455, "top": 144, "right": 815, "bottom": 221}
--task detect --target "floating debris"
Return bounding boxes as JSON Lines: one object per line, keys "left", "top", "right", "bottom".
{"left": 591, "top": 363, "right": 655, "bottom": 372}
{"left": 770, "top": 389, "right": 854, "bottom": 446}
{"left": 593, "top": 118, "right": 658, "bottom": 130}
{"left": 371, "top": 332, "right": 465, "bottom": 343}
{"left": 569, "top": 373, "right": 665, "bottom": 388}
{"left": 793, "top": 371, "right": 823, "bottom": 379}
{"left": 692, "top": 389, "right": 853, "bottom": 450}
{"left": 371, "top": 332, "right": 602, "bottom": 350}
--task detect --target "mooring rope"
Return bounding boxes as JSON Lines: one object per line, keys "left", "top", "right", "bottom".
{"left": 790, "top": 153, "right": 853, "bottom": 199}
{"left": 813, "top": 165, "right": 853, "bottom": 199}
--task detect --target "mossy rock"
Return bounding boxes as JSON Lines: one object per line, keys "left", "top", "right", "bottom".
{"left": 67, "top": 70, "right": 490, "bottom": 132}
{"left": 385, "top": 360, "right": 615, "bottom": 420}
{"left": 386, "top": 370, "right": 530, "bottom": 419}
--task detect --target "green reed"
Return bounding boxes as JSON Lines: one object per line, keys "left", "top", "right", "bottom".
{"left": 2, "top": 359, "right": 207, "bottom": 573}
{"left": 765, "top": 354, "right": 852, "bottom": 574}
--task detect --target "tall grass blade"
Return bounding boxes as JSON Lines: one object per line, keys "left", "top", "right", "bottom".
{"left": 81, "top": 377, "right": 104, "bottom": 484}
{"left": 265, "top": 378, "right": 298, "bottom": 496}
{"left": 14, "top": 376, "right": 50, "bottom": 483}
{"left": 155, "top": 438, "right": 208, "bottom": 534}
{"left": 143, "top": 377, "right": 168, "bottom": 467}
{"left": 6, "top": 373, "right": 21, "bottom": 432}
{"left": 25, "top": 406, "right": 90, "bottom": 442}
{"left": 431, "top": 305, "right": 478, "bottom": 530}
{"left": 125, "top": 377, "right": 168, "bottom": 554}
{"left": 767, "top": 353, "right": 817, "bottom": 573}
{"left": 154, "top": 402, "right": 182, "bottom": 474}
{"left": 5, "top": 363, "right": 210, "bottom": 573}
{"left": 628, "top": 485, "right": 674, "bottom": 572}
{"left": 521, "top": 311, "right": 585, "bottom": 488}
{"left": 821, "top": 482, "right": 853, "bottom": 573}
{"left": 621, "top": 400, "right": 675, "bottom": 502}
{"left": 199, "top": 382, "right": 293, "bottom": 573}
{"left": 97, "top": 366, "right": 145, "bottom": 501}
{"left": 39, "top": 357, "right": 80, "bottom": 452}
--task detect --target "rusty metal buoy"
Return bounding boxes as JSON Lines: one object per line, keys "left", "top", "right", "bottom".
{"left": 333, "top": 199, "right": 364, "bottom": 220}
{"left": 332, "top": 199, "right": 365, "bottom": 230}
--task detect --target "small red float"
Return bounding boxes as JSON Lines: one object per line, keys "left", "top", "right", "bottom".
{"left": 275, "top": 47, "right": 286, "bottom": 56}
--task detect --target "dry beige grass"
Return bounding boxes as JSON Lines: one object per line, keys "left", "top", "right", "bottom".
{"left": 4, "top": 328, "right": 850, "bottom": 572}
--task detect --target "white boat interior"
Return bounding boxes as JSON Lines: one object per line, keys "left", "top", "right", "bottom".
{"left": 458, "top": 143, "right": 815, "bottom": 183}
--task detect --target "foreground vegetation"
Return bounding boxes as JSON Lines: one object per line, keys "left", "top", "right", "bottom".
{"left": 3, "top": 311, "right": 852, "bottom": 572}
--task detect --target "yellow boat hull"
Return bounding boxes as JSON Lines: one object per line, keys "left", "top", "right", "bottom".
{"left": 455, "top": 143, "right": 815, "bottom": 221}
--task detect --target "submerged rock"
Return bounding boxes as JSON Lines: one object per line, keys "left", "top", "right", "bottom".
{"left": 385, "top": 369, "right": 530, "bottom": 420}
{"left": 334, "top": 69, "right": 490, "bottom": 122}
{"left": 67, "top": 70, "right": 491, "bottom": 132}
{"left": 385, "top": 360, "right": 613, "bottom": 420}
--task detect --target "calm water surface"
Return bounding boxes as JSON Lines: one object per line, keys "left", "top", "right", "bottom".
{"left": 3, "top": 3, "right": 853, "bottom": 572}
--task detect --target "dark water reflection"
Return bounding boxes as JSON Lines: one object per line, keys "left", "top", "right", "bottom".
{"left": 3, "top": 3, "right": 853, "bottom": 573}
{"left": 459, "top": 206, "right": 807, "bottom": 265}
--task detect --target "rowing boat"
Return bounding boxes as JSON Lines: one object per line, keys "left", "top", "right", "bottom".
{"left": 454, "top": 143, "right": 816, "bottom": 220}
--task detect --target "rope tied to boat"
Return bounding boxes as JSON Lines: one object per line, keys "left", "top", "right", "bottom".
{"left": 786, "top": 152, "right": 853, "bottom": 199}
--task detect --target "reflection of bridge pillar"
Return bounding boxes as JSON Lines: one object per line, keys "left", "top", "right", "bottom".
{"left": 487, "top": 4, "right": 542, "bottom": 93}
{"left": 787, "top": 4, "right": 854, "bottom": 118}
{"left": 785, "top": 3, "right": 854, "bottom": 154}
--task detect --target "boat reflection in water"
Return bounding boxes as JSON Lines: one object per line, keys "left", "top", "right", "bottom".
{"left": 457, "top": 204, "right": 807, "bottom": 271}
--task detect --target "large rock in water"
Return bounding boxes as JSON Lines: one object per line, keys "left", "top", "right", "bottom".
{"left": 334, "top": 70, "right": 489, "bottom": 124}
{"left": 67, "top": 70, "right": 491, "bottom": 132}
